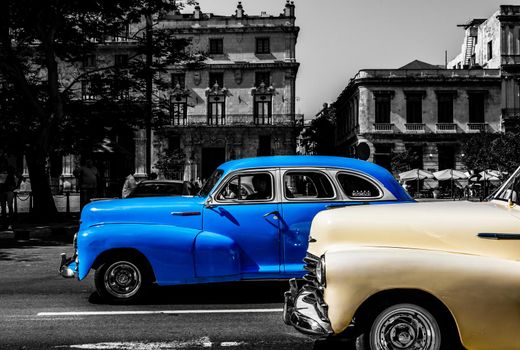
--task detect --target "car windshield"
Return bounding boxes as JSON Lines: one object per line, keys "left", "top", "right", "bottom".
{"left": 493, "top": 167, "right": 520, "bottom": 204}
{"left": 198, "top": 169, "right": 224, "bottom": 197}
{"left": 129, "top": 182, "right": 184, "bottom": 197}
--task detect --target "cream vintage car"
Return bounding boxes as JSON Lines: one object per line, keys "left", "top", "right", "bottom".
{"left": 284, "top": 167, "right": 520, "bottom": 350}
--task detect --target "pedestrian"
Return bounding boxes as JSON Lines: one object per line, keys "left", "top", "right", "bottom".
{"left": 3, "top": 167, "right": 18, "bottom": 230}
{"left": 74, "top": 159, "right": 99, "bottom": 209}
{"left": 122, "top": 173, "right": 137, "bottom": 198}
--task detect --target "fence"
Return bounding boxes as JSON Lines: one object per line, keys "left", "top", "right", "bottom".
{"left": 13, "top": 191, "right": 80, "bottom": 214}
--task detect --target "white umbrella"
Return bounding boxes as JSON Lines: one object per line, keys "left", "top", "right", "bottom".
{"left": 433, "top": 169, "right": 468, "bottom": 181}
{"left": 433, "top": 169, "right": 468, "bottom": 199}
{"left": 399, "top": 169, "right": 434, "bottom": 181}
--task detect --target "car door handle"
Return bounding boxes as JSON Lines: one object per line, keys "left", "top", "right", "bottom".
{"left": 263, "top": 211, "right": 279, "bottom": 220}
{"left": 171, "top": 211, "right": 201, "bottom": 216}
{"left": 477, "top": 233, "right": 520, "bottom": 240}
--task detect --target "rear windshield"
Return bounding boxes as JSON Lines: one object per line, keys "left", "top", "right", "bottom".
{"left": 129, "top": 182, "right": 184, "bottom": 197}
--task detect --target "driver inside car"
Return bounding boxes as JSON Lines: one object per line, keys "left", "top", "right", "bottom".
{"left": 246, "top": 174, "right": 272, "bottom": 200}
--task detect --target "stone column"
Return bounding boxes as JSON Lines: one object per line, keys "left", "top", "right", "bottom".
{"left": 134, "top": 129, "right": 147, "bottom": 179}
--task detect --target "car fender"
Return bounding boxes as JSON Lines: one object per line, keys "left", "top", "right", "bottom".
{"left": 77, "top": 223, "right": 200, "bottom": 284}
{"left": 193, "top": 231, "right": 241, "bottom": 278}
{"left": 323, "top": 246, "right": 520, "bottom": 350}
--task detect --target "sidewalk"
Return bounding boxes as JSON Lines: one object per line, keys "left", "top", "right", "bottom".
{"left": 0, "top": 214, "right": 79, "bottom": 245}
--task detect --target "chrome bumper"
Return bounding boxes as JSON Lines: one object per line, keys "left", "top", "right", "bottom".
{"left": 283, "top": 278, "right": 333, "bottom": 336}
{"left": 59, "top": 252, "right": 77, "bottom": 279}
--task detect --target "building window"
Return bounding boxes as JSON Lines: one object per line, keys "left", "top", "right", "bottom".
{"left": 258, "top": 135, "right": 272, "bottom": 156}
{"left": 468, "top": 92, "right": 486, "bottom": 123}
{"left": 437, "top": 144, "right": 456, "bottom": 171}
{"left": 114, "top": 54, "right": 128, "bottom": 68}
{"left": 208, "top": 95, "right": 225, "bottom": 125}
{"left": 436, "top": 92, "right": 456, "bottom": 123}
{"left": 375, "top": 96, "right": 391, "bottom": 124}
{"left": 255, "top": 72, "right": 271, "bottom": 87}
{"left": 405, "top": 92, "right": 424, "bottom": 124}
{"left": 487, "top": 41, "right": 493, "bottom": 61}
{"left": 256, "top": 37, "right": 270, "bottom": 54}
{"left": 81, "top": 80, "right": 95, "bottom": 100}
{"left": 112, "top": 78, "right": 129, "bottom": 100}
{"left": 374, "top": 144, "right": 392, "bottom": 171}
{"left": 209, "top": 38, "right": 224, "bottom": 55}
{"left": 169, "top": 135, "right": 181, "bottom": 151}
{"left": 82, "top": 54, "right": 96, "bottom": 68}
{"left": 254, "top": 94, "right": 272, "bottom": 125}
{"left": 171, "top": 95, "right": 187, "bottom": 125}
{"left": 171, "top": 73, "right": 185, "bottom": 89}
{"left": 208, "top": 72, "right": 224, "bottom": 88}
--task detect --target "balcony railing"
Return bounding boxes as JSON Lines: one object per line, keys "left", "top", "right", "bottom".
{"left": 166, "top": 114, "right": 304, "bottom": 127}
{"left": 502, "top": 55, "right": 520, "bottom": 66}
{"left": 436, "top": 123, "right": 457, "bottom": 133}
{"left": 373, "top": 123, "right": 394, "bottom": 132}
{"left": 467, "top": 123, "right": 488, "bottom": 132}
{"left": 405, "top": 123, "right": 425, "bottom": 133}
{"left": 355, "top": 69, "right": 500, "bottom": 80}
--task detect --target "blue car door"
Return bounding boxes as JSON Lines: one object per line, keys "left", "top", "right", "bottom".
{"left": 279, "top": 168, "right": 344, "bottom": 275}
{"left": 203, "top": 169, "right": 282, "bottom": 276}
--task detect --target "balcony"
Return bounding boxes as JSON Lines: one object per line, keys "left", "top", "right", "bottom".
{"left": 405, "top": 123, "right": 426, "bottom": 133}
{"left": 467, "top": 123, "right": 488, "bottom": 133}
{"left": 502, "top": 55, "right": 520, "bottom": 66}
{"left": 436, "top": 123, "right": 457, "bottom": 133}
{"left": 166, "top": 114, "right": 304, "bottom": 128}
{"left": 373, "top": 123, "right": 394, "bottom": 132}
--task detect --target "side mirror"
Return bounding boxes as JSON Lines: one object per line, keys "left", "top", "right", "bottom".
{"left": 204, "top": 195, "right": 216, "bottom": 208}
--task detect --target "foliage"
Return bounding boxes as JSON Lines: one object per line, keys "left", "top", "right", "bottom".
{"left": 154, "top": 148, "right": 185, "bottom": 180}
{"left": 300, "top": 104, "right": 336, "bottom": 155}
{"left": 391, "top": 148, "right": 422, "bottom": 174}
{"left": 461, "top": 133, "right": 520, "bottom": 174}
{"left": 0, "top": 0, "right": 202, "bottom": 215}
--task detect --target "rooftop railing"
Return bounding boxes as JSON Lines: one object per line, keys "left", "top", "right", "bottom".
{"left": 355, "top": 69, "right": 501, "bottom": 80}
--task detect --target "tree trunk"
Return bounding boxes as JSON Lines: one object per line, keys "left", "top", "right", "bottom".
{"left": 25, "top": 149, "right": 58, "bottom": 218}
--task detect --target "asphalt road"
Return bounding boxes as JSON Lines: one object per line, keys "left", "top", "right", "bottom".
{"left": 0, "top": 238, "right": 353, "bottom": 350}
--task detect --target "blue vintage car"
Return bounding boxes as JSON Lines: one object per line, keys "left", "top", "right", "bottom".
{"left": 60, "top": 156, "right": 412, "bottom": 303}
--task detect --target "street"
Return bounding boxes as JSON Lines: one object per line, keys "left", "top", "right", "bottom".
{"left": 0, "top": 238, "right": 352, "bottom": 350}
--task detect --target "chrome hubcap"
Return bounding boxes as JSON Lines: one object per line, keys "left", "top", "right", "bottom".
{"left": 373, "top": 307, "right": 438, "bottom": 350}
{"left": 104, "top": 261, "right": 141, "bottom": 298}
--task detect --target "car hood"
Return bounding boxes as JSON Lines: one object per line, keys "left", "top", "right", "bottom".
{"left": 308, "top": 200, "right": 520, "bottom": 260}
{"left": 80, "top": 196, "right": 205, "bottom": 230}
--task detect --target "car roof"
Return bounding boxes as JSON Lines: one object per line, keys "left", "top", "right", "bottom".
{"left": 219, "top": 156, "right": 381, "bottom": 173}
{"left": 216, "top": 156, "right": 412, "bottom": 202}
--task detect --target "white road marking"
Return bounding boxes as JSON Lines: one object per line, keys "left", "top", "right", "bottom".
{"left": 59, "top": 337, "right": 214, "bottom": 349}
{"left": 55, "top": 337, "right": 249, "bottom": 349}
{"left": 38, "top": 308, "right": 283, "bottom": 317}
{"left": 220, "top": 342, "right": 244, "bottom": 347}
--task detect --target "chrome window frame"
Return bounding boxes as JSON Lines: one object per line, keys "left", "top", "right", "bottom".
{"left": 212, "top": 168, "right": 280, "bottom": 205}
{"left": 281, "top": 168, "right": 338, "bottom": 202}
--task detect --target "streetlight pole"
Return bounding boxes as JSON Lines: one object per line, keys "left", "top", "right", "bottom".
{"left": 145, "top": 12, "right": 153, "bottom": 176}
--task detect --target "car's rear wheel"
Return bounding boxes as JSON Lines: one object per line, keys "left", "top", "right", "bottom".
{"left": 94, "top": 256, "right": 150, "bottom": 304}
{"left": 356, "top": 303, "right": 441, "bottom": 350}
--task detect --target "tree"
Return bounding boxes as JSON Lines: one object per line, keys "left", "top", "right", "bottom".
{"left": 300, "top": 104, "right": 336, "bottom": 155}
{"left": 461, "top": 132, "right": 520, "bottom": 174}
{"left": 0, "top": 0, "right": 200, "bottom": 217}
{"left": 154, "top": 148, "right": 186, "bottom": 180}
{"left": 391, "top": 148, "right": 422, "bottom": 174}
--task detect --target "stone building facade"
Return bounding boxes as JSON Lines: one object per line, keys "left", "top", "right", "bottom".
{"left": 334, "top": 5, "right": 520, "bottom": 173}
{"left": 145, "top": 1, "right": 302, "bottom": 181}
{"left": 334, "top": 62, "right": 502, "bottom": 172}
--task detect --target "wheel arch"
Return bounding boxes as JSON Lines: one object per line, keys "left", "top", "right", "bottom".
{"left": 91, "top": 248, "right": 156, "bottom": 283}
{"left": 352, "top": 288, "right": 464, "bottom": 348}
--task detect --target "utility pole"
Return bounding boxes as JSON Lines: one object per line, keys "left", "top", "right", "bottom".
{"left": 145, "top": 12, "right": 153, "bottom": 176}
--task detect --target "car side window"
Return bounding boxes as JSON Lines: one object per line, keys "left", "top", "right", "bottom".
{"left": 217, "top": 172, "right": 274, "bottom": 202}
{"left": 337, "top": 173, "right": 381, "bottom": 199}
{"left": 284, "top": 171, "right": 335, "bottom": 200}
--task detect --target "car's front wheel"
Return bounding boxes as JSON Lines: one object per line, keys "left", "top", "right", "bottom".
{"left": 94, "top": 256, "right": 150, "bottom": 304}
{"left": 356, "top": 303, "right": 441, "bottom": 350}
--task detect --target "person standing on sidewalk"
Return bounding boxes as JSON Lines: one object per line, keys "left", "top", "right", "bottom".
{"left": 3, "top": 167, "right": 19, "bottom": 230}
{"left": 75, "top": 159, "right": 98, "bottom": 209}
{"left": 122, "top": 173, "right": 137, "bottom": 198}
